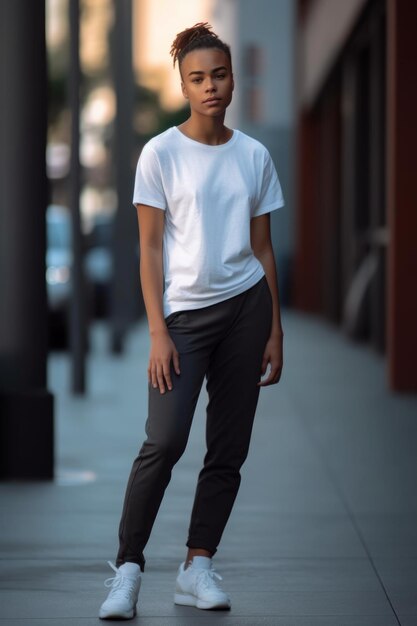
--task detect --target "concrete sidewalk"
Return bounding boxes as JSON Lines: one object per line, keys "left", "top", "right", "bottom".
{"left": 1, "top": 311, "right": 417, "bottom": 625}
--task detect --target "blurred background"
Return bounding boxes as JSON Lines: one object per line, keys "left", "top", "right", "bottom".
{"left": 0, "top": 0, "right": 416, "bottom": 480}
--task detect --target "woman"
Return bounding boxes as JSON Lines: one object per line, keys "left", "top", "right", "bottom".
{"left": 99, "top": 22, "right": 284, "bottom": 620}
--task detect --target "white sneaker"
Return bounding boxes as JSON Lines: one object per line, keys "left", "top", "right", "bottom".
{"left": 99, "top": 561, "right": 141, "bottom": 620}
{"left": 174, "top": 556, "right": 231, "bottom": 610}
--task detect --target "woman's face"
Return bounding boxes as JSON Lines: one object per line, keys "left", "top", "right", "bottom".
{"left": 180, "top": 48, "right": 234, "bottom": 118}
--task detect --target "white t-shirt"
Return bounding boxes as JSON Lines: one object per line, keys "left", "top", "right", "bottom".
{"left": 133, "top": 126, "right": 284, "bottom": 317}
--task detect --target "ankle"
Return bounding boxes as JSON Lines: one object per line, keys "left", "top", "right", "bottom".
{"left": 185, "top": 549, "right": 212, "bottom": 569}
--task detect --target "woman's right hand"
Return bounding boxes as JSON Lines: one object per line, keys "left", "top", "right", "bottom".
{"left": 148, "top": 330, "right": 180, "bottom": 394}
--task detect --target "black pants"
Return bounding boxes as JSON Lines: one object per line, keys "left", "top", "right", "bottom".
{"left": 116, "top": 276, "right": 273, "bottom": 571}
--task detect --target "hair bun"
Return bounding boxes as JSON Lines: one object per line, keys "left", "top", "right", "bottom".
{"left": 170, "top": 22, "right": 219, "bottom": 67}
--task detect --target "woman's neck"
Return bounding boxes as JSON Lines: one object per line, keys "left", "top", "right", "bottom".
{"left": 178, "top": 115, "right": 232, "bottom": 146}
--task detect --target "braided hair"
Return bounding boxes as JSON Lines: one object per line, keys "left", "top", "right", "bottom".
{"left": 170, "top": 22, "right": 232, "bottom": 73}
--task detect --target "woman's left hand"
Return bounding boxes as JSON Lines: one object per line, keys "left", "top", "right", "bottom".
{"left": 257, "top": 332, "right": 283, "bottom": 386}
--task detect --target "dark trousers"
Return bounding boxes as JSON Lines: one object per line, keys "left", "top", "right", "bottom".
{"left": 116, "top": 276, "right": 273, "bottom": 571}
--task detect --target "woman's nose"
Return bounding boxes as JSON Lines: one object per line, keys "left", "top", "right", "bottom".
{"left": 205, "top": 77, "right": 216, "bottom": 91}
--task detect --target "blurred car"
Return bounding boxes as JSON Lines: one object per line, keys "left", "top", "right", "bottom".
{"left": 46, "top": 204, "right": 95, "bottom": 349}
{"left": 84, "top": 214, "right": 114, "bottom": 318}
{"left": 46, "top": 204, "right": 73, "bottom": 348}
{"left": 46, "top": 206, "right": 117, "bottom": 349}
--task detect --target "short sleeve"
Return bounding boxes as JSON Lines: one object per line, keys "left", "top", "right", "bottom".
{"left": 132, "top": 144, "right": 167, "bottom": 210}
{"left": 252, "top": 149, "right": 285, "bottom": 217}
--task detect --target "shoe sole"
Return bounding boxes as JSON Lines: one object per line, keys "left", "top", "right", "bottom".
{"left": 174, "top": 592, "right": 231, "bottom": 610}
{"left": 99, "top": 606, "right": 137, "bottom": 620}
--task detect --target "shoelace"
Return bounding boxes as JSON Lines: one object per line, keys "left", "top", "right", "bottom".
{"left": 194, "top": 568, "right": 224, "bottom": 593}
{"left": 104, "top": 561, "right": 138, "bottom": 601}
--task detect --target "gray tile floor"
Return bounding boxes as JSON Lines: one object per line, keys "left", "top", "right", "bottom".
{"left": 1, "top": 311, "right": 416, "bottom": 625}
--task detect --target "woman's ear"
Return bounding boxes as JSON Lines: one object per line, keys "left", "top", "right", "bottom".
{"left": 181, "top": 81, "right": 189, "bottom": 100}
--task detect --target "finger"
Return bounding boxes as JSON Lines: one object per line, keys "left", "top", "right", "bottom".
{"left": 258, "top": 375, "right": 274, "bottom": 386}
{"left": 260, "top": 356, "right": 268, "bottom": 376}
{"left": 163, "top": 364, "right": 173, "bottom": 391}
{"left": 147, "top": 364, "right": 151, "bottom": 384}
{"left": 156, "top": 364, "right": 166, "bottom": 394}
{"left": 150, "top": 365, "right": 158, "bottom": 389}
{"left": 259, "top": 366, "right": 282, "bottom": 386}
{"left": 172, "top": 351, "right": 181, "bottom": 376}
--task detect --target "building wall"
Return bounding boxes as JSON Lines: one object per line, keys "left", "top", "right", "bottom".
{"left": 295, "top": 0, "right": 417, "bottom": 392}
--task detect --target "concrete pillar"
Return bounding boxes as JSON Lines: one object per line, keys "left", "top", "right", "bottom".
{"left": 0, "top": 1, "right": 54, "bottom": 478}
{"left": 110, "top": 0, "right": 139, "bottom": 353}
{"left": 386, "top": 0, "right": 417, "bottom": 391}
{"left": 69, "top": 0, "right": 87, "bottom": 394}
{"left": 293, "top": 109, "right": 321, "bottom": 312}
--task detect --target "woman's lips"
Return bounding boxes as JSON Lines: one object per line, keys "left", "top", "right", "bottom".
{"left": 203, "top": 98, "right": 221, "bottom": 105}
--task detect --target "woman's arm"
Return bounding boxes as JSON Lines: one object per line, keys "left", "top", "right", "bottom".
{"left": 250, "top": 212, "right": 283, "bottom": 385}
{"left": 136, "top": 203, "right": 180, "bottom": 393}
